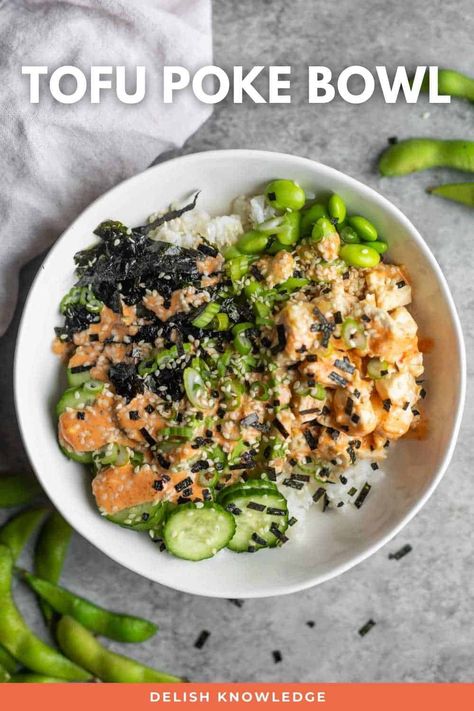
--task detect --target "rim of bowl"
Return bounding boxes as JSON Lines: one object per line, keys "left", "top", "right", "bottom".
{"left": 14, "top": 149, "right": 466, "bottom": 597}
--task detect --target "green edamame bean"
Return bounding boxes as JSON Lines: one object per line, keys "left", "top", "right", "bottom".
{"left": 222, "top": 245, "right": 242, "bottom": 260}
{"left": 328, "top": 194, "right": 347, "bottom": 224}
{"left": 276, "top": 211, "right": 301, "bottom": 245}
{"left": 35, "top": 512, "right": 73, "bottom": 625}
{"left": 0, "top": 545, "right": 91, "bottom": 681}
{"left": 236, "top": 230, "right": 269, "bottom": 255}
{"left": 348, "top": 216, "right": 378, "bottom": 242}
{"left": 0, "top": 644, "right": 17, "bottom": 675}
{"left": 427, "top": 182, "right": 474, "bottom": 207}
{"left": 310, "top": 217, "right": 336, "bottom": 243}
{"left": 9, "top": 673, "right": 65, "bottom": 683}
{"left": 370, "top": 241, "right": 388, "bottom": 254}
{"left": 266, "top": 240, "right": 293, "bottom": 255}
{"left": 300, "top": 203, "right": 328, "bottom": 236}
{"left": 20, "top": 569, "right": 157, "bottom": 644}
{"left": 0, "top": 508, "right": 48, "bottom": 563}
{"left": 340, "top": 244, "right": 380, "bottom": 268}
{"left": 0, "top": 473, "right": 41, "bottom": 508}
{"left": 56, "top": 616, "right": 184, "bottom": 683}
{"left": 379, "top": 138, "right": 474, "bottom": 176}
{"left": 422, "top": 68, "right": 474, "bottom": 103}
{"left": 265, "top": 179, "right": 306, "bottom": 211}
{"left": 339, "top": 225, "right": 360, "bottom": 244}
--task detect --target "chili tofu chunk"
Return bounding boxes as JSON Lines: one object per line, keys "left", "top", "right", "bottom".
{"left": 276, "top": 301, "right": 321, "bottom": 360}
{"left": 257, "top": 250, "right": 295, "bottom": 288}
{"left": 365, "top": 264, "right": 411, "bottom": 312}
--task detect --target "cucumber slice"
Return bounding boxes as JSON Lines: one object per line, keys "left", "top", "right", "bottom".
{"left": 60, "top": 444, "right": 93, "bottom": 464}
{"left": 67, "top": 365, "right": 92, "bottom": 387}
{"left": 163, "top": 503, "right": 235, "bottom": 561}
{"left": 217, "top": 478, "right": 277, "bottom": 506}
{"left": 56, "top": 380, "right": 104, "bottom": 416}
{"left": 223, "top": 489, "right": 289, "bottom": 553}
{"left": 107, "top": 501, "right": 165, "bottom": 532}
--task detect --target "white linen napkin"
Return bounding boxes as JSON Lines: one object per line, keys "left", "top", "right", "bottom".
{"left": 0, "top": 0, "right": 212, "bottom": 336}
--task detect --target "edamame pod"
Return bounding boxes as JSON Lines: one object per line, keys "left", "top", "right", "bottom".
{"left": 56, "top": 616, "right": 184, "bottom": 683}
{"left": 0, "top": 473, "right": 41, "bottom": 508}
{"left": 379, "top": 138, "right": 474, "bottom": 176}
{"left": 35, "top": 512, "right": 73, "bottom": 625}
{"left": 0, "top": 662, "right": 10, "bottom": 683}
{"left": 9, "top": 673, "right": 65, "bottom": 683}
{"left": 0, "top": 507, "right": 48, "bottom": 563}
{"left": 0, "top": 545, "right": 91, "bottom": 681}
{"left": 19, "top": 569, "right": 157, "bottom": 643}
{"left": 427, "top": 182, "right": 474, "bottom": 207}
{"left": 422, "top": 68, "right": 474, "bottom": 103}
{"left": 0, "top": 644, "right": 17, "bottom": 675}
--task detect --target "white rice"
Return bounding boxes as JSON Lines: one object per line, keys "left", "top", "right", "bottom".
{"left": 147, "top": 193, "right": 276, "bottom": 250}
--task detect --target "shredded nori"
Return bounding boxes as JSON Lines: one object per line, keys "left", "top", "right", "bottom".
{"left": 194, "top": 629, "right": 210, "bottom": 649}
{"left": 389, "top": 544, "right": 412, "bottom": 560}
{"left": 109, "top": 362, "right": 144, "bottom": 401}
{"left": 358, "top": 619, "right": 376, "bottom": 637}
{"left": 354, "top": 482, "right": 371, "bottom": 508}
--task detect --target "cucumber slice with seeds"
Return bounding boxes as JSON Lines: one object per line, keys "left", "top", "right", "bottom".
{"left": 223, "top": 489, "right": 289, "bottom": 553}
{"left": 163, "top": 503, "right": 235, "bottom": 561}
{"left": 217, "top": 479, "right": 277, "bottom": 506}
{"left": 107, "top": 501, "right": 165, "bottom": 532}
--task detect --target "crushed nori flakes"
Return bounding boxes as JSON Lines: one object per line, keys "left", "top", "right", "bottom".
{"left": 288, "top": 516, "right": 297, "bottom": 526}
{"left": 334, "top": 357, "right": 355, "bottom": 374}
{"left": 109, "top": 362, "right": 144, "bottom": 402}
{"left": 76, "top": 412, "right": 85, "bottom": 420}
{"left": 283, "top": 478, "right": 304, "bottom": 490}
{"left": 329, "top": 371, "right": 348, "bottom": 388}
{"left": 270, "top": 523, "right": 288, "bottom": 543}
{"left": 175, "top": 477, "right": 193, "bottom": 492}
{"left": 271, "top": 324, "right": 287, "bottom": 355}
{"left": 252, "top": 532, "right": 268, "bottom": 547}
{"left": 273, "top": 418, "right": 289, "bottom": 439}
{"left": 140, "top": 428, "right": 156, "bottom": 447}
{"left": 370, "top": 462, "right": 379, "bottom": 470}
{"left": 389, "top": 543, "right": 412, "bottom": 560}
{"left": 303, "top": 428, "right": 318, "bottom": 450}
{"left": 194, "top": 629, "right": 210, "bottom": 649}
{"left": 312, "top": 487, "right": 325, "bottom": 503}
{"left": 240, "top": 412, "right": 259, "bottom": 428}
{"left": 70, "top": 364, "right": 92, "bottom": 374}
{"left": 267, "top": 507, "right": 286, "bottom": 516}
{"left": 358, "top": 619, "right": 376, "bottom": 637}
{"left": 228, "top": 598, "right": 244, "bottom": 608}
{"left": 306, "top": 620, "right": 315, "bottom": 628}
{"left": 354, "top": 482, "right": 371, "bottom": 509}
{"left": 247, "top": 501, "right": 266, "bottom": 512}
{"left": 382, "top": 398, "right": 392, "bottom": 412}
{"left": 152, "top": 479, "right": 164, "bottom": 491}
{"left": 129, "top": 411, "right": 140, "bottom": 421}
{"left": 272, "top": 650, "right": 282, "bottom": 663}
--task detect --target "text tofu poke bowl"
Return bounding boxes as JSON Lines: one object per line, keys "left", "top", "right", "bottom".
{"left": 15, "top": 151, "right": 464, "bottom": 597}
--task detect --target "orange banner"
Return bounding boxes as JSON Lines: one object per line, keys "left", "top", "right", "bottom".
{"left": 1, "top": 683, "right": 474, "bottom": 710}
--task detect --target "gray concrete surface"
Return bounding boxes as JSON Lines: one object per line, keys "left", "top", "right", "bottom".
{"left": 1, "top": 0, "right": 473, "bottom": 682}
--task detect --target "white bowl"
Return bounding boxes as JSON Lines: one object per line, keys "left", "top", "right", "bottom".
{"left": 14, "top": 150, "right": 465, "bottom": 598}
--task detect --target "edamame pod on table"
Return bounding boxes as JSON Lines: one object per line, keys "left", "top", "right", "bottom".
{"left": 379, "top": 138, "right": 474, "bottom": 176}
{"left": 427, "top": 182, "right": 474, "bottom": 207}
{"left": 422, "top": 68, "right": 474, "bottom": 103}
{"left": 0, "top": 644, "right": 17, "bottom": 675}
{"left": 0, "top": 473, "right": 41, "bottom": 508}
{"left": 56, "top": 616, "right": 184, "bottom": 683}
{"left": 19, "top": 569, "right": 157, "bottom": 643}
{"left": 0, "top": 508, "right": 49, "bottom": 563}
{"left": 0, "top": 545, "right": 91, "bottom": 682}
{"left": 9, "top": 673, "right": 66, "bottom": 683}
{"left": 0, "top": 661, "right": 10, "bottom": 683}
{"left": 35, "top": 511, "right": 73, "bottom": 625}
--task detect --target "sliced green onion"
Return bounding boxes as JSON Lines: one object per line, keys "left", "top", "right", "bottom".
{"left": 255, "top": 216, "right": 285, "bottom": 233}
{"left": 310, "top": 384, "right": 327, "bottom": 400}
{"left": 216, "top": 349, "right": 232, "bottom": 378}
{"left": 249, "top": 381, "right": 270, "bottom": 401}
{"left": 232, "top": 322, "right": 254, "bottom": 356}
{"left": 192, "top": 302, "right": 220, "bottom": 328}
{"left": 137, "top": 358, "right": 157, "bottom": 377}
{"left": 92, "top": 443, "right": 130, "bottom": 468}
{"left": 130, "top": 450, "right": 144, "bottom": 467}
{"left": 228, "top": 255, "right": 249, "bottom": 282}
{"left": 160, "top": 426, "right": 195, "bottom": 441}
{"left": 197, "top": 470, "right": 219, "bottom": 488}
{"left": 341, "top": 317, "right": 367, "bottom": 350}
{"left": 275, "top": 211, "right": 301, "bottom": 245}
{"left": 277, "top": 277, "right": 309, "bottom": 293}
{"left": 367, "top": 357, "right": 389, "bottom": 379}
{"left": 209, "top": 313, "right": 230, "bottom": 331}
{"left": 183, "top": 367, "right": 211, "bottom": 410}
{"left": 244, "top": 281, "right": 264, "bottom": 299}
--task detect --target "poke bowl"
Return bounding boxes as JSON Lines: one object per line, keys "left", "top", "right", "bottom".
{"left": 14, "top": 150, "right": 465, "bottom": 597}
